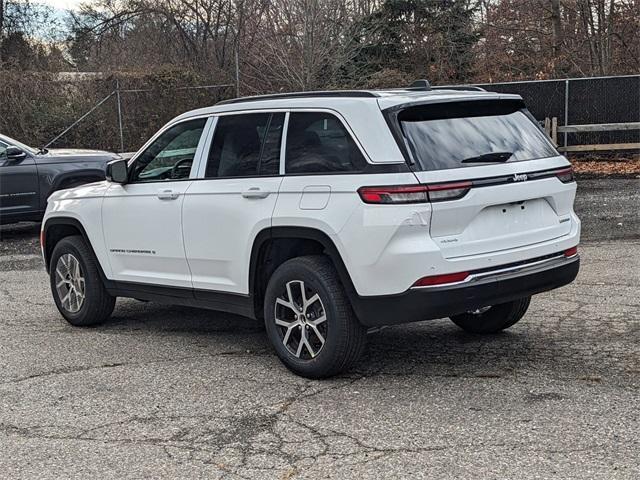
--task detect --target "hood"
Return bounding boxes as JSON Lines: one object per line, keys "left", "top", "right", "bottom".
{"left": 46, "top": 148, "right": 117, "bottom": 156}
{"left": 47, "top": 180, "right": 112, "bottom": 202}
{"left": 38, "top": 148, "right": 121, "bottom": 164}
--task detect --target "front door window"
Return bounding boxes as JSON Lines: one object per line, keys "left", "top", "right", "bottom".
{"left": 130, "top": 118, "right": 207, "bottom": 182}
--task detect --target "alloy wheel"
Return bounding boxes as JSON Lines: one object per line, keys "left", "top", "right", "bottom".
{"left": 274, "top": 280, "right": 327, "bottom": 359}
{"left": 54, "top": 253, "right": 86, "bottom": 313}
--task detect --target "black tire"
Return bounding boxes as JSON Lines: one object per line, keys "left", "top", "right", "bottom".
{"left": 49, "top": 235, "right": 115, "bottom": 326}
{"left": 264, "top": 255, "right": 366, "bottom": 379}
{"left": 449, "top": 297, "right": 531, "bottom": 334}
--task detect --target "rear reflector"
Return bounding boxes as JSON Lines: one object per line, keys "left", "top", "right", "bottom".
{"left": 555, "top": 167, "right": 575, "bottom": 183}
{"left": 564, "top": 246, "right": 578, "bottom": 257}
{"left": 413, "top": 271, "right": 470, "bottom": 287}
{"left": 40, "top": 230, "right": 45, "bottom": 249}
{"left": 358, "top": 181, "right": 472, "bottom": 204}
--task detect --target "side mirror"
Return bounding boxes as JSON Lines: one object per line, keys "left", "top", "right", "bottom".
{"left": 106, "top": 159, "right": 129, "bottom": 184}
{"left": 5, "top": 146, "right": 27, "bottom": 162}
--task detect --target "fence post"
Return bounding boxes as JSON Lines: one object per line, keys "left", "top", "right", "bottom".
{"left": 544, "top": 117, "right": 551, "bottom": 136}
{"left": 115, "top": 79, "right": 125, "bottom": 153}
{"left": 564, "top": 79, "right": 569, "bottom": 149}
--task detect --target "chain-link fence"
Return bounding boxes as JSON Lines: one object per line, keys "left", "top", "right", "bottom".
{"left": 1, "top": 71, "right": 637, "bottom": 154}
{"left": 0, "top": 71, "right": 234, "bottom": 153}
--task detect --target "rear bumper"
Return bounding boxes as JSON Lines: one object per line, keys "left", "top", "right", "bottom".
{"left": 351, "top": 254, "right": 580, "bottom": 327}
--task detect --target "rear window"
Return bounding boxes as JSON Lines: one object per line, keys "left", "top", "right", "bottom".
{"left": 396, "top": 100, "right": 558, "bottom": 171}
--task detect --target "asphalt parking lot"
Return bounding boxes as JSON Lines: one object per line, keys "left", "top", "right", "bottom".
{"left": 1, "top": 178, "right": 638, "bottom": 479}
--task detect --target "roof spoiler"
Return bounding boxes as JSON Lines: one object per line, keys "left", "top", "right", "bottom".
{"left": 407, "top": 80, "right": 431, "bottom": 91}
{"left": 407, "top": 79, "right": 486, "bottom": 93}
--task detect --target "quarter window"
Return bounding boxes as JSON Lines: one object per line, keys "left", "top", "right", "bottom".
{"left": 205, "top": 113, "right": 284, "bottom": 178}
{"left": 131, "top": 118, "right": 207, "bottom": 182}
{"left": 285, "top": 112, "right": 366, "bottom": 174}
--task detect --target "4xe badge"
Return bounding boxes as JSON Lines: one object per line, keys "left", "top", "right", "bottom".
{"left": 513, "top": 173, "right": 528, "bottom": 182}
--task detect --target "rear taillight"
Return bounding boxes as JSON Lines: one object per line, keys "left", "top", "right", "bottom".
{"left": 358, "top": 181, "right": 472, "bottom": 204}
{"left": 555, "top": 167, "right": 575, "bottom": 183}
{"left": 413, "top": 271, "right": 470, "bottom": 287}
{"left": 426, "top": 181, "right": 472, "bottom": 202}
{"left": 564, "top": 246, "right": 578, "bottom": 257}
{"left": 358, "top": 185, "right": 429, "bottom": 204}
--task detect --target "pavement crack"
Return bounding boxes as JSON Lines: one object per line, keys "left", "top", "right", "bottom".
{"left": 4, "top": 363, "right": 124, "bottom": 385}
{"left": 1, "top": 350, "right": 272, "bottom": 386}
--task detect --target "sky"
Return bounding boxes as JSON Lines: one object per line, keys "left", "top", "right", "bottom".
{"left": 39, "top": 0, "right": 84, "bottom": 10}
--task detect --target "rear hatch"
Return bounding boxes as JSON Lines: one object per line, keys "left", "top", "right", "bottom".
{"left": 390, "top": 98, "right": 576, "bottom": 259}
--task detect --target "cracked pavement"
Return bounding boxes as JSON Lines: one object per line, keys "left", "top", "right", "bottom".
{"left": 0, "top": 178, "right": 638, "bottom": 479}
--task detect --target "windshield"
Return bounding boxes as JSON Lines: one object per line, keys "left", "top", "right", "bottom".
{"left": 0, "top": 134, "right": 38, "bottom": 155}
{"left": 396, "top": 100, "right": 558, "bottom": 171}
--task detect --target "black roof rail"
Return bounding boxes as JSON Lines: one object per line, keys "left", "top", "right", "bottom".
{"left": 433, "top": 85, "right": 487, "bottom": 92}
{"left": 217, "top": 90, "right": 378, "bottom": 105}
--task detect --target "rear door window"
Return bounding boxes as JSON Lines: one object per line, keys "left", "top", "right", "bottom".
{"left": 285, "top": 112, "right": 366, "bottom": 174}
{"left": 396, "top": 100, "right": 558, "bottom": 171}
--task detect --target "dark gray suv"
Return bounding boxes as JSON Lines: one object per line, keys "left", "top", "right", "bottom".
{"left": 0, "top": 134, "right": 119, "bottom": 225}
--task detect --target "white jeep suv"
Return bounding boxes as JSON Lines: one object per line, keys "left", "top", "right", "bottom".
{"left": 42, "top": 83, "right": 580, "bottom": 378}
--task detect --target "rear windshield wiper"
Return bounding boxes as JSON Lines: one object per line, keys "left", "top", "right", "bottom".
{"left": 461, "top": 151, "right": 513, "bottom": 164}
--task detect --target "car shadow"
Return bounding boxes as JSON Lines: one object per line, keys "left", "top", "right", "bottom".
{"left": 101, "top": 300, "right": 266, "bottom": 334}
{"left": 359, "top": 322, "right": 537, "bottom": 378}
{"left": 92, "top": 299, "right": 571, "bottom": 379}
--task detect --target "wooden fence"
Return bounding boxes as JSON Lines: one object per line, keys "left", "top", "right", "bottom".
{"left": 543, "top": 118, "right": 640, "bottom": 153}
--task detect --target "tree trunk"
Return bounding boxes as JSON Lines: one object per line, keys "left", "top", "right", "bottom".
{"left": 550, "top": 0, "right": 563, "bottom": 75}
{"left": 0, "top": 0, "right": 4, "bottom": 63}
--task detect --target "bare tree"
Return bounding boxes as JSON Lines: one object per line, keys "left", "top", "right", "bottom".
{"left": 0, "top": 0, "right": 62, "bottom": 67}
{"left": 476, "top": 0, "right": 638, "bottom": 80}
{"left": 240, "top": 0, "right": 373, "bottom": 92}
{"left": 63, "top": 0, "right": 639, "bottom": 86}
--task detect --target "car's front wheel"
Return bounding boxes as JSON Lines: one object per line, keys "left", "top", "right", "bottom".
{"left": 264, "top": 255, "right": 366, "bottom": 378}
{"left": 449, "top": 297, "right": 531, "bottom": 334}
{"left": 50, "top": 236, "right": 115, "bottom": 326}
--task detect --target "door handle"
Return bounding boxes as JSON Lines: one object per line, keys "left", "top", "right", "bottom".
{"left": 157, "top": 189, "right": 179, "bottom": 200}
{"left": 242, "top": 187, "right": 270, "bottom": 199}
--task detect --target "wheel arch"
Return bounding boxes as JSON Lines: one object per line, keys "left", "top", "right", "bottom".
{"left": 248, "top": 227, "right": 357, "bottom": 319}
{"left": 42, "top": 217, "right": 109, "bottom": 286}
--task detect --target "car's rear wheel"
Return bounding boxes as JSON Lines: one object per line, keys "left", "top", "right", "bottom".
{"left": 264, "top": 255, "right": 366, "bottom": 378}
{"left": 50, "top": 236, "right": 115, "bottom": 326}
{"left": 449, "top": 297, "right": 531, "bottom": 334}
